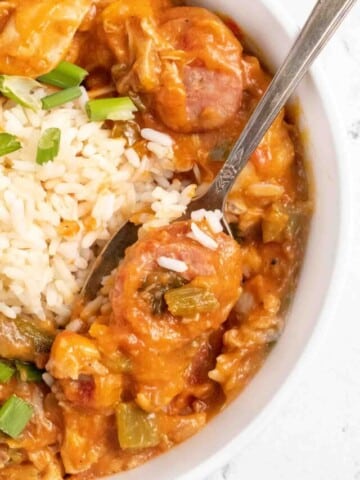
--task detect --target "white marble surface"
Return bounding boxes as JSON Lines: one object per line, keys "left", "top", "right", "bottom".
{"left": 205, "top": 1, "right": 360, "bottom": 479}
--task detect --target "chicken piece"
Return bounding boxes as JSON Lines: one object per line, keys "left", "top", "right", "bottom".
{"left": 158, "top": 412, "right": 206, "bottom": 444}
{"left": 102, "top": 4, "right": 243, "bottom": 133}
{"left": 47, "top": 331, "right": 108, "bottom": 380}
{"left": 0, "top": 0, "right": 93, "bottom": 77}
{"left": 61, "top": 407, "right": 113, "bottom": 474}
{"left": 0, "top": 465, "right": 40, "bottom": 480}
{"left": 0, "top": 2, "right": 13, "bottom": 32}
{"left": 101, "top": 0, "right": 164, "bottom": 92}
{"left": 101, "top": 0, "right": 154, "bottom": 60}
{"left": 28, "top": 448, "right": 64, "bottom": 480}
{"left": 59, "top": 373, "right": 122, "bottom": 409}
{"left": 100, "top": 0, "right": 174, "bottom": 66}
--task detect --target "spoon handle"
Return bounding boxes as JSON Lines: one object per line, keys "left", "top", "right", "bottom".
{"left": 195, "top": 0, "right": 356, "bottom": 212}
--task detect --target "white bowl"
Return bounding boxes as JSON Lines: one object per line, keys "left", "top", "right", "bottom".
{"left": 107, "top": 0, "right": 349, "bottom": 478}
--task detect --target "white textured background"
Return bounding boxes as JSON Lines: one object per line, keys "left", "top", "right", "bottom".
{"left": 205, "top": 1, "right": 360, "bottom": 479}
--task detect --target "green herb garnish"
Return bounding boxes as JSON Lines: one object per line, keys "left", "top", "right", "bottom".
{"left": 41, "top": 86, "right": 82, "bottom": 110}
{"left": 37, "top": 61, "right": 88, "bottom": 89}
{"left": 36, "top": 127, "right": 61, "bottom": 165}
{"left": 86, "top": 97, "right": 137, "bottom": 122}
{"left": 0, "top": 133, "right": 21, "bottom": 156}
{"left": 0, "top": 76, "right": 41, "bottom": 110}
{"left": 0, "top": 395, "right": 33, "bottom": 438}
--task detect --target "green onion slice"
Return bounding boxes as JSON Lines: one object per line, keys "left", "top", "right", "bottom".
{"left": 0, "top": 133, "right": 21, "bottom": 156}
{"left": 41, "top": 86, "right": 82, "bottom": 110}
{"left": 15, "top": 362, "right": 42, "bottom": 382}
{"left": 86, "top": 97, "right": 137, "bottom": 122}
{"left": 0, "top": 361, "right": 15, "bottom": 383}
{"left": 37, "top": 61, "right": 88, "bottom": 89}
{"left": 36, "top": 128, "right": 61, "bottom": 165}
{"left": 0, "top": 75, "right": 41, "bottom": 110}
{"left": 0, "top": 395, "right": 33, "bottom": 438}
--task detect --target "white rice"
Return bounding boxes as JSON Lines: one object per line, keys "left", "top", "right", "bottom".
{"left": 157, "top": 256, "right": 188, "bottom": 273}
{"left": 204, "top": 210, "right": 223, "bottom": 234}
{"left": 124, "top": 147, "right": 141, "bottom": 168}
{"left": 0, "top": 87, "right": 196, "bottom": 323}
{"left": 65, "top": 318, "right": 84, "bottom": 332}
{"left": 189, "top": 223, "right": 218, "bottom": 251}
{"left": 190, "top": 209, "right": 207, "bottom": 222}
{"left": 140, "top": 128, "right": 173, "bottom": 146}
{"left": 42, "top": 372, "right": 55, "bottom": 387}
{"left": 190, "top": 209, "right": 223, "bottom": 234}
{"left": 234, "top": 291, "right": 255, "bottom": 315}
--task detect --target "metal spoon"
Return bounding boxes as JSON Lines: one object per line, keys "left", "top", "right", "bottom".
{"left": 82, "top": 0, "right": 356, "bottom": 299}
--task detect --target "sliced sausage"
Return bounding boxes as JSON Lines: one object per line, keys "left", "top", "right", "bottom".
{"left": 154, "top": 7, "right": 243, "bottom": 132}
{"left": 111, "top": 221, "right": 242, "bottom": 351}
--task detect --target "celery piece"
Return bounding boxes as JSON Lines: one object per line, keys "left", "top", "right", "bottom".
{"left": 140, "top": 270, "right": 186, "bottom": 315}
{"left": 164, "top": 285, "right": 219, "bottom": 317}
{"left": 116, "top": 403, "right": 160, "bottom": 449}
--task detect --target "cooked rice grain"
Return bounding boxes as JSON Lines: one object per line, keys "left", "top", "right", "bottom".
{"left": 189, "top": 223, "right": 218, "bottom": 250}
{"left": 157, "top": 256, "right": 188, "bottom": 273}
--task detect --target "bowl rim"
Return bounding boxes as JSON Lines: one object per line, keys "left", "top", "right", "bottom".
{"left": 173, "top": 0, "right": 352, "bottom": 478}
